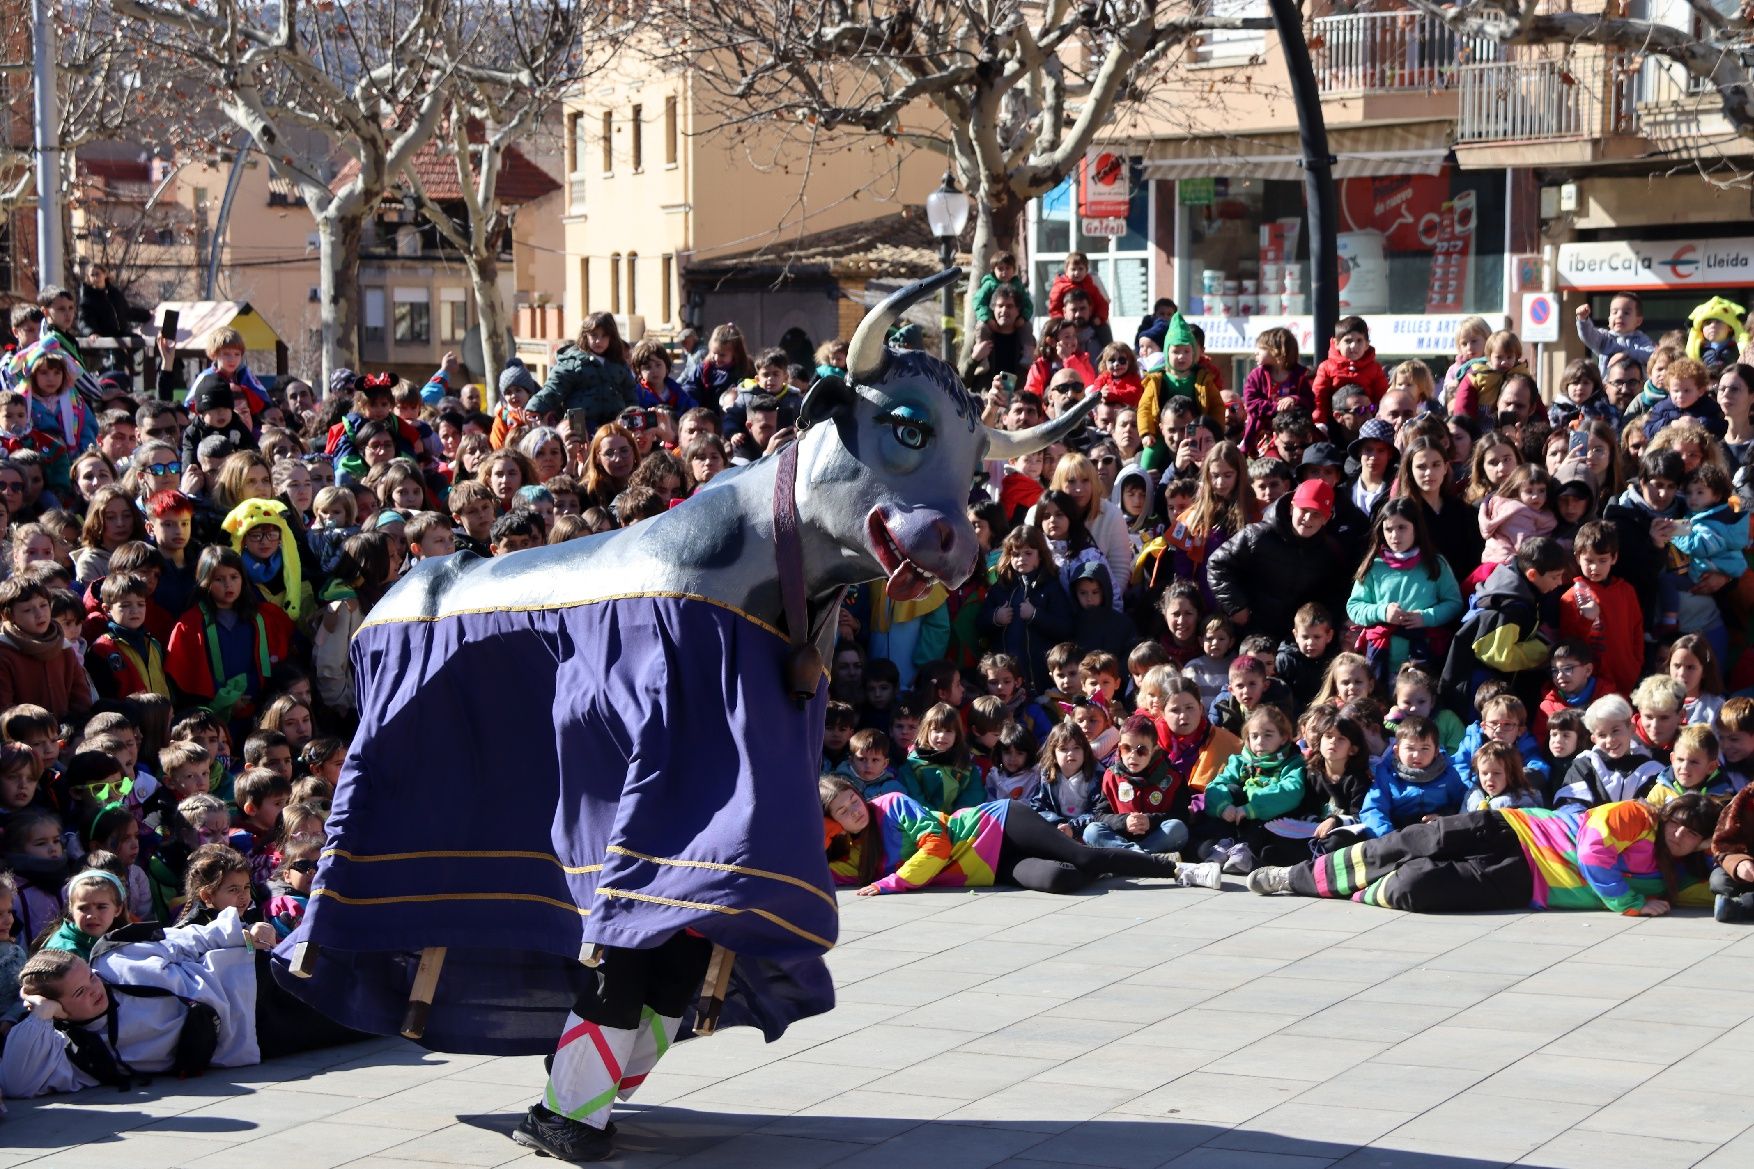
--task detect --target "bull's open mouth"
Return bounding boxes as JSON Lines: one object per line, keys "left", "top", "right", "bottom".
{"left": 866, "top": 510, "right": 941, "bottom": 603}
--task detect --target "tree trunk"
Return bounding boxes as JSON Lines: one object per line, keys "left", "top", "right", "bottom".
{"left": 961, "top": 177, "right": 1028, "bottom": 365}
{"left": 316, "top": 212, "right": 363, "bottom": 389}
{"left": 465, "top": 248, "right": 506, "bottom": 405}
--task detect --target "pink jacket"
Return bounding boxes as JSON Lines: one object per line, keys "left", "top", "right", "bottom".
{"left": 1479, "top": 495, "right": 1558, "bottom": 565}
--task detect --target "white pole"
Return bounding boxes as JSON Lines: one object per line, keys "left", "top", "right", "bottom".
{"left": 32, "top": 0, "right": 63, "bottom": 289}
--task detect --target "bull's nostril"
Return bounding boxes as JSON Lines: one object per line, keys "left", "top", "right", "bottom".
{"left": 935, "top": 520, "right": 955, "bottom": 555}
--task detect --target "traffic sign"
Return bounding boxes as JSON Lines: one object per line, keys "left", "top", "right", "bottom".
{"left": 1521, "top": 292, "right": 1560, "bottom": 343}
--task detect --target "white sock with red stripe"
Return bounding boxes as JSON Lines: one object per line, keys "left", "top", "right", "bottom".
{"left": 616, "top": 1008, "right": 682, "bottom": 1101}
{"left": 543, "top": 1014, "right": 637, "bottom": 1130}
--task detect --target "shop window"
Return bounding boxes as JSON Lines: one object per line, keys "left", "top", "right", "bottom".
{"left": 1173, "top": 167, "right": 1507, "bottom": 360}
{"left": 1029, "top": 164, "right": 1153, "bottom": 325}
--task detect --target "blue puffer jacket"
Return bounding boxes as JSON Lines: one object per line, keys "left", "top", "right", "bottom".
{"left": 1359, "top": 751, "right": 1467, "bottom": 839}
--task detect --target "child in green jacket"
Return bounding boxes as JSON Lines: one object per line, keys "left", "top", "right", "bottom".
{"left": 1202, "top": 705, "right": 1307, "bottom": 875}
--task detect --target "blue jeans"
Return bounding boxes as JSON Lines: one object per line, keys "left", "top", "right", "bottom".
{"left": 1083, "top": 819, "right": 1189, "bottom": 854}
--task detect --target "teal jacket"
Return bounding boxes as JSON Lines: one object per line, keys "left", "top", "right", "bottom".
{"left": 1204, "top": 748, "right": 1306, "bottom": 822}
{"left": 1346, "top": 554, "right": 1465, "bottom": 671}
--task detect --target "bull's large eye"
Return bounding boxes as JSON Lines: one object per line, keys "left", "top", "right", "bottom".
{"left": 881, "top": 407, "right": 934, "bottom": 451}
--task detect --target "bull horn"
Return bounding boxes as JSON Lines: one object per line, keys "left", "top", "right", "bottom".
{"left": 846, "top": 267, "right": 964, "bottom": 384}
{"left": 984, "top": 392, "right": 1100, "bottom": 462}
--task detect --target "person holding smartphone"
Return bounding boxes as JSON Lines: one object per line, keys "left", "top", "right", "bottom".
{"left": 964, "top": 286, "right": 1036, "bottom": 386}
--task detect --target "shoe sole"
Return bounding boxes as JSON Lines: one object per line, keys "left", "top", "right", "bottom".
{"left": 511, "top": 1128, "right": 615, "bottom": 1163}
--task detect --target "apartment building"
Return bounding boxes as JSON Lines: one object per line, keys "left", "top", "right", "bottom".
{"left": 559, "top": 64, "right": 942, "bottom": 353}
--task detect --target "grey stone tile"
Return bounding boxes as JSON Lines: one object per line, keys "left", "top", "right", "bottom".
{"left": 905, "top": 940, "right": 1072, "bottom": 976}
{"left": 866, "top": 1050, "right": 1058, "bottom": 1101}
{"left": 956, "top": 1016, "right": 1140, "bottom": 1061}
{"left": 1201, "top": 975, "right": 1378, "bottom": 1018}
{"left": 1128, "top": 1008, "right": 1305, "bottom": 1053}
{"left": 1538, "top": 1017, "right": 1725, "bottom": 1064}
{"left": 787, "top": 1023, "right": 986, "bottom": 1071}
{"left": 670, "top": 1057, "right": 881, "bottom": 1112}
{"left": 1352, "top": 967, "right": 1523, "bottom": 1009}
{"left": 1207, "top": 1103, "right": 1417, "bottom": 1158}
{"left": 1016, "top": 1115, "right": 1217, "bottom": 1166}
{"left": 834, "top": 965, "right": 995, "bottom": 1006}
{"left": 1204, "top": 1034, "right": 1388, "bottom": 1082}
{"left": 1279, "top": 1001, "right": 1457, "bottom": 1043}
{"left": 179, "top": 1120, "right": 416, "bottom": 1169}
{"left": 827, "top": 1122, "right": 1053, "bottom": 1169}
{"left": 1695, "top": 1128, "right": 1754, "bottom": 1168}
{"left": 1041, "top": 985, "right": 1221, "bottom": 1026}
{"left": 1571, "top": 932, "right": 1733, "bottom": 969}
{"left": 1113, "top": 1071, "right": 1312, "bottom": 1125}
{"left": 658, "top": 1132, "right": 868, "bottom": 1169}
{"left": 935, "top": 1081, "right": 1147, "bottom": 1132}
{"left": 1160, "top": 1147, "right": 1338, "bottom": 1169}
{"left": 1272, "top": 949, "right": 1430, "bottom": 985}
{"left": 1439, "top": 991, "right": 1615, "bottom": 1037}
{"left": 1366, "top": 1091, "right": 1597, "bottom": 1162}
{"left": 1292, "top": 1061, "right": 1487, "bottom": 1113}
{"left": 1027, "top": 1039, "right": 1207, "bottom": 1090}
{"left": 906, "top": 990, "right": 1064, "bottom": 1034}
{"left": 1467, "top": 1052, "right": 1665, "bottom": 1105}
{"left": 971, "top": 960, "right": 1128, "bottom": 1001}
{"left": 1378, "top": 1025, "right": 1548, "bottom": 1073}
{"left": 1508, "top": 960, "right": 1670, "bottom": 1000}
{"left": 1422, "top": 940, "right": 1584, "bottom": 976}
{"left": 1574, "top": 1087, "right": 1754, "bottom": 1145}
{"left": 1516, "top": 1128, "right": 1722, "bottom": 1168}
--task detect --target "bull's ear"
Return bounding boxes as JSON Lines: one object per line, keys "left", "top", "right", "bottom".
{"left": 797, "top": 375, "right": 854, "bottom": 431}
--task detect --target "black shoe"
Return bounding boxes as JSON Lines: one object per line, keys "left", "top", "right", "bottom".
{"left": 511, "top": 1104, "right": 617, "bottom": 1162}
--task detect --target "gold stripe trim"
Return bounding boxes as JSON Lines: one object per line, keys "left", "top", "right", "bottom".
{"left": 311, "top": 887, "right": 590, "bottom": 916}
{"left": 605, "top": 844, "right": 838, "bottom": 911}
{"left": 596, "top": 886, "right": 835, "bottom": 951}
{"left": 359, "top": 590, "right": 789, "bottom": 641}
{"left": 322, "top": 847, "right": 603, "bottom": 875}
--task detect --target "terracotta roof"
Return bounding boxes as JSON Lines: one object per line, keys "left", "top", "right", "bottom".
{"left": 687, "top": 209, "right": 954, "bottom": 282}
{"left": 333, "top": 139, "right": 560, "bottom": 205}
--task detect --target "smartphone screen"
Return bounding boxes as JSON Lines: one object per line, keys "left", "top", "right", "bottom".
{"left": 160, "top": 308, "right": 181, "bottom": 345}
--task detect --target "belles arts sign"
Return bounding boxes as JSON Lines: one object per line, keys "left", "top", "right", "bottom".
{"left": 1558, "top": 238, "right": 1754, "bottom": 291}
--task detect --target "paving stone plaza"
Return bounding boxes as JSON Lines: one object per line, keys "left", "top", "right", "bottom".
{"left": 5, "top": 879, "right": 1751, "bottom": 1169}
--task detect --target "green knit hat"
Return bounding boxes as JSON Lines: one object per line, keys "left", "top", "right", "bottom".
{"left": 1164, "top": 312, "right": 1196, "bottom": 349}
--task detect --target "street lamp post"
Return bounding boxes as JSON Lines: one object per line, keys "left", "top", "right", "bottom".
{"left": 924, "top": 171, "right": 970, "bottom": 363}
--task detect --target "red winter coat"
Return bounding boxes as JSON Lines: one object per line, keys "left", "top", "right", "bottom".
{"left": 1557, "top": 575, "right": 1643, "bottom": 698}
{"left": 1048, "top": 274, "right": 1110, "bottom": 325}
{"left": 0, "top": 625, "right": 92, "bottom": 718}
{"left": 1310, "top": 340, "right": 1389, "bottom": 425}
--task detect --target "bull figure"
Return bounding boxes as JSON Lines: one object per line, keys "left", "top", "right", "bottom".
{"left": 275, "top": 270, "right": 1094, "bottom": 1161}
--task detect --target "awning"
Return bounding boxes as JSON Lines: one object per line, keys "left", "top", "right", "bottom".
{"left": 1137, "top": 122, "right": 1452, "bottom": 181}
{"left": 142, "top": 301, "right": 283, "bottom": 352}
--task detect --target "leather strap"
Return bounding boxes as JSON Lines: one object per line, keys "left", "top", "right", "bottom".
{"left": 773, "top": 438, "right": 820, "bottom": 707}
{"left": 774, "top": 438, "right": 808, "bottom": 652}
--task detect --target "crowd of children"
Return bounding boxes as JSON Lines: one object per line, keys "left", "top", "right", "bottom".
{"left": 6, "top": 269, "right": 1754, "bottom": 1103}
{"left": 819, "top": 276, "right": 1754, "bottom": 925}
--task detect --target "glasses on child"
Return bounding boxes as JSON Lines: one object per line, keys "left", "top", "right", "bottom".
{"left": 287, "top": 858, "right": 320, "bottom": 874}
{"left": 143, "top": 461, "right": 181, "bottom": 477}
{"left": 78, "top": 776, "right": 134, "bottom": 803}
{"left": 1119, "top": 742, "right": 1154, "bottom": 756}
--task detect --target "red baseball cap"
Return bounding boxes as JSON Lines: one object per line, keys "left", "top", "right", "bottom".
{"left": 1290, "top": 478, "right": 1334, "bottom": 519}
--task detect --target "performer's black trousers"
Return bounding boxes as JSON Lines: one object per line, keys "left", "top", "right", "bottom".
{"left": 995, "top": 801, "right": 1180, "bottom": 894}
{"left": 571, "top": 932, "right": 712, "bottom": 1031}
{"left": 1286, "top": 811, "right": 1534, "bottom": 912}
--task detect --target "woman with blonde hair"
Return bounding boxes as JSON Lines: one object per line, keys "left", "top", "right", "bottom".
{"left": 1032, "top": 451, "right": 1130, "bottom": 608}
{"left": 211, "top": 450, "right": 275, "bottom": 516}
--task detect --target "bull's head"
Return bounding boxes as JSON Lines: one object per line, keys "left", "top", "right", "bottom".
{"left": 794, "top": 268, "right": 1096, "bottom": 602}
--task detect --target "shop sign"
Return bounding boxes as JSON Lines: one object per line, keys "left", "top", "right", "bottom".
{"left": 1178, "top": 177, "right": 1216, "bottom": 207}
{"left": 1083, "top": 217, "right": 1128, "bottom": 238}
{"left": 1079, "top": 149, "right": 1130, "bottom": 219}
{"left": 1557, "top": 238, "right": 1754, "bottom": 290}
{"left": 1186, "top": 312, "right": 1483, "bottom": 356}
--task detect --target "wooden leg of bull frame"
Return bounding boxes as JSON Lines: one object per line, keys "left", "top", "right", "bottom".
{"left": 288, "top": 941, "right": 320, "bottom": 979}
{"left": 693, "top": 945, "right": 735, "bottom": 1037}
{"left": 400, "top": 947, "right": 447, "bottom": 1040}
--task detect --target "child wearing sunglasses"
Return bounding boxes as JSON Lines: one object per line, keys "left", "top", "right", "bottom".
{"left": 265, "top": 833, "right": 321, "bottom": 938}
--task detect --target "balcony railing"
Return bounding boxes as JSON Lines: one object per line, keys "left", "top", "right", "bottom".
{"left": 1456, "top": 54, "right": 1637, "bottom": 144}
{"left": 1312, "top": 12, "right": 1502, "bottom": 93}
